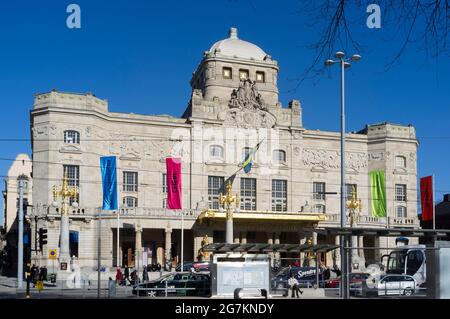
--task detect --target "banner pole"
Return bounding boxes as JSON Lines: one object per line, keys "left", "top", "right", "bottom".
{"left": 432, "top": 174, "right": 436, "bottom": 230}
{"left": 97, "top": 210, "right": 101, "bottom": 298}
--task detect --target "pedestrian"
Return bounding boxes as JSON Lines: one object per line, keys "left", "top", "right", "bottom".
{"left": 115, "top": 267, "right": 123, "bottom": 285}
{"left": 292, "top": 260, "right": 300, "bottom": 267}
{"left": 39, "top": 267, "right": 45, "bottom": 281}
{"left": 124, "top": 265, "right": 130, "bottom": 286}
{"left": 143, "top": 266, "right": 149, "bottom": 282}
{"left": 333, "top": 265, "right": 341, "bottom": 277}
{"left": 324, "top": 267, "right": 331, "bottom": 281}
{"left": 42, "top": 266, "right": 48, "bottom": 281}
{"left": 288, "top": 273, "right": 303, "bottom": 298}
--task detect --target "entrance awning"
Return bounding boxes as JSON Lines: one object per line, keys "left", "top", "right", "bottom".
{"left": 198, "top": 210, "right": 327, "bottom": 223}
{"left": 202, "top": 242, "right": 339, "bottom": 253}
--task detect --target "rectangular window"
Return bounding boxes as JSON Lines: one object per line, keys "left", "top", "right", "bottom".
{"left": 313, "top": 182, "right": 326, "bottom": 200}
{"left": 123, "top": 171, "right": 138, "bottom": 192}
{"left": 63, "top": 165, "right": 80, "bottom": 204}
{"left": 345, "top": 184, "right": 357, "bottom": 201}
{"left": 256, "top": 71, "right": 265, "bottom": 83}
{"left": 395, "top": 184, "right": 407, "bottom": 201}
{"left": 240, "top": 178, "right": 257, "bottom": 211}
{"left": 396, "top": 206, "right": 407, "bottom": 218}
{"left": 239, "top": 69, "right": 249, "bottom": 80}
{"left": 223, "top": 67, "right": 232, "bottom": 79}
{"left": 208, "top": 176, "right": 224, "bottom": 210}
{"left": 123, "top": 196, "right": 138, "bottom": 208}
{"left": 162, "top": 173, "right": 167, "bottom": 193}
{"left": 272, "top": 180, "right": 287, "bottom": 212}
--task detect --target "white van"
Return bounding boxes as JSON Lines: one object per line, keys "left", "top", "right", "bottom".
{"left": 377, "top": 274, "right": 418, "bottom": 296}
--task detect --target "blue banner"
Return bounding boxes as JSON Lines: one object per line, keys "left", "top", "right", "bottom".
{"left": 100, "top": 156, "right": 118, "bottom": 210}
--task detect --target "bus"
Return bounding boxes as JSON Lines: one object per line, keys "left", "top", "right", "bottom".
{"left": 383, "top": 244, "right": 426, "bottom": 286}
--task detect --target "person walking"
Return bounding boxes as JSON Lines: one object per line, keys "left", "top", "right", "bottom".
{"left": 288, "top": 273, "right": 303, "bottom": 298}
{"left": 142, "top": 266, "right": 149, "bottom": 282}
{"left": 124, "top": 265, "right": 130, "bottom": 286}
{"left": 115, "top": 268, "right": 123, "bottom": 285}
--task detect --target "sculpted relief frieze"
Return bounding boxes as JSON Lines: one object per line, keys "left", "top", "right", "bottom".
{"left": 302, "top": 149, "right": 368, "bottom": 171}
{"left": 109, "top": 134, "right": 190, "bottom": 161}
{"left": 32, "top": 124, "right": 57, "bottom": 138}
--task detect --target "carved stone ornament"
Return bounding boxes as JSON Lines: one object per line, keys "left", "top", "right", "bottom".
{"left": 218, "top": 79, "right": 276, "bottom": 128}
{"left": 228, "top": 79, "right": 267, "bottom": 111}
{"left": 302, "top": 149, "right": 368, "bottom": 171}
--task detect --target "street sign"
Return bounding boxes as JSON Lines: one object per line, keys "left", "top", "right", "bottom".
{"left": 49, "top": 249, "right": 57, "bottom": 260}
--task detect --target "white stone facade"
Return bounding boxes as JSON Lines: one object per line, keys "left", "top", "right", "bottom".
{"left": 28, "top": 28, "right": 420, "bottom": 271}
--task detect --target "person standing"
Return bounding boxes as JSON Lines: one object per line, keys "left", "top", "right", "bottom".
{"left": 288, "top": 273, "right": 303, "bottom": 298}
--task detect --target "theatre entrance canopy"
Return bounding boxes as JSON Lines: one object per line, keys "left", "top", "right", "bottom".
{"left": 198, "top": 210, "right": 327, "bottom": 228}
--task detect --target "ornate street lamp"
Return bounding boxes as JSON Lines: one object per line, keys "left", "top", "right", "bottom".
{"left": 218, "top": 181, "right": 239, "bottom": 244}
{"left": 52, "top": 173, "right": 78, "bottom": 272}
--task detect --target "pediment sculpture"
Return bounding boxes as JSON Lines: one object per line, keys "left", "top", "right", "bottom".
{"left": 219, "top": 79, "right": 276, "bottom": 128}
{"left": 229, "top": 79, "right": 267, "bottom": 111}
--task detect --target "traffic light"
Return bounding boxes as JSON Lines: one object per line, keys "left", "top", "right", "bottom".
{"left": 38, "top": 228, "right": 48, "bottom": 251}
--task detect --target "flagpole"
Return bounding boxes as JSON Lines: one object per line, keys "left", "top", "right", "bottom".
{"left": 117, "top": 210, "right": 120, "bottom": 267}
{"left": 432, "top": 174, "right": 436, "bottom": 230}
{"left": 181, "top": 210, "right": 184, "bottom": 272}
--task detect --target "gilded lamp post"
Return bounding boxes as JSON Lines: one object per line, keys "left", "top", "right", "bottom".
{"left": 52, "top": 173, "right": 79, "bottom": 271}
{"left": 218, "top": 181, "right": 239, "bottom": 244}
{"left": 345, "top": 185, "right": 363, "bottom": 270}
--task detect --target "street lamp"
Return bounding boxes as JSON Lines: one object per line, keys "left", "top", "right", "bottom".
{"left": 218, "top": 181, "right": 239, "bottom": 244}
{"left": 325, "top": 51, "right": 361, "bottom": 299}
{"left": 52, "top": 174, "right": 79, "bottom": 273}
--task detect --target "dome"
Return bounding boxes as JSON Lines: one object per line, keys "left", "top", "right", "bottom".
{"left": 209, "top": 27, "right": 267, "bottom": 61}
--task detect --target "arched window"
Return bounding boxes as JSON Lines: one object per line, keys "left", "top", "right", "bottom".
{"left": 123, "top": 196, "right": 138, "bottom": 208}
{"left": 243, "top": 147, "right": 252, "bottom": 159}
{"left": 313, "top": 204, "right": 326, "bottom": 214}
{"left": 395, "top": 156, "right": 406, "bottom": 169}
{"left": 209, "top": 145, "right": 223, "bottom": 158}
{"left": 273, "top": 150, "right": 286, "bottom": 162}
{"left": 396, "top": 206, "right": 407, "bottom": 218}
{"left": 64, "top": 130, "right": 80, "bottom": 144}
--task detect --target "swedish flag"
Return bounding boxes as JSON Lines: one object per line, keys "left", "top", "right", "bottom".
{"left": 240, "top": 140, "right": 263, "bottom": 174}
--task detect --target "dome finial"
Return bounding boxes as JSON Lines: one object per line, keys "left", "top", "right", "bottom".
{"left": 229, "top": 27, "right": 238, "bottom": 39}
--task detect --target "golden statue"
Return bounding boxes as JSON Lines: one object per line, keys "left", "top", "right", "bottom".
{"left": 52, "top": 173, "right": 79, "bottom": 216}
{"left": 218, "top": 180, "right": 239, "bottom": 220}
{"left": 198, "top": 235, "right": 210, "bottom": 261}
{"left": 346, "top": 185, "right": 362, "bottom": 226}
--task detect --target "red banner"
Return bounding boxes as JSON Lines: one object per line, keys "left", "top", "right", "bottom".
{"left": 166, "top": 157, "right": 182, "bottom": 209}
{"left": 420, "top": 176, "right": 433, "bottom": 221}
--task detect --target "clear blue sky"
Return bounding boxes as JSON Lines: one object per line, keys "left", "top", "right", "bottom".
{"left": 1, "top": 1, "right": 449, "bottom": 224}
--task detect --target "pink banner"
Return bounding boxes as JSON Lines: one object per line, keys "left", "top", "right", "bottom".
{"left": 166, "top": 157, "right": 182, "bottom": 209}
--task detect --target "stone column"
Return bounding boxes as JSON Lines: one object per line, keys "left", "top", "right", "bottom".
{"left": 267, "top": 233, "right": 274, "bottom": 267}
{"left": 274, "top": 232, "right": 281, "bottom": 266}
{"left": 135, "top": 225, "right": 143, "bottom": 272}
{"left": 165, "top": 228, "right": 172, "bottom": 270}
{"left": 299, "top": 232, "right": 306, "bottom": 266}
{"left": 241, "top": 231, "right": 247, "bottom": 244}
{"left": 334, "top": 235, "right": 341, "bottom": 268}
{"left": 358, "top": 236, "right": 364, "bottom": 258}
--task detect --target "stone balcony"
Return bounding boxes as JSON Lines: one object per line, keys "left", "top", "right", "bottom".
{"left": 33, "top": 206, "right": 201, "bottom": 221}
{"left": 321, "top": 214, "right": 420, "bottom": 228}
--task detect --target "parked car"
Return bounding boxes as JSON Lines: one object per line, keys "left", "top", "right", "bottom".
{"left": 325, "top": 272, "right": 370, "bottom": 289}
{"left": 271, "top": 266, "right": 325, "bottom": 294}
{"left": 377, "top": 274, "right": 418, "bottom": 296}
{"left": 175, "top": 261, "right": 210, "bottom": 272}
{"left": 132, "top": 272, "right": 211, "bottom": 297}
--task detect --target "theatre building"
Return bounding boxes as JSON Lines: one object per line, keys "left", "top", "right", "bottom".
{"left": 28, "top": 28, "right": 420, "bottom": 271}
